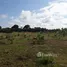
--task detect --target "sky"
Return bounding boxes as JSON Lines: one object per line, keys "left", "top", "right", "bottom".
{"left": 0, "top": 0, "right": 67, "bottom": 29}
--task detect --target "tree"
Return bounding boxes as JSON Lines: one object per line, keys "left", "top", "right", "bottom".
{"left": 0, "top": 26, "right": 2, "bottom": 29}
{"left": 23, "top": 25, "right": 30, "bottom": 29}
{"left": 11, "top": 24, "right": 19, "bottom": 29}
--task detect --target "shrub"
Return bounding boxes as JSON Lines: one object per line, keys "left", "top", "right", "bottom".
{"left": 36, "top": 55, "right": 55, "bottom": 67}
{"left": 37, "top": 33, "right": 44, "bottom": 40}
{"left": 36, "top": 33, "right": 44, "bottom": 44}
{"left": 31, "top": 33, "right": 45, "bottom": 45}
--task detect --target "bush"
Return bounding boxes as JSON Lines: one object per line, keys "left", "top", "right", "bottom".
{"left": 31, "top": 33, "right": 45, "bottom": 45}
{"left": 36, "top": 33, "right": 44, "bottom": 44}
{"left": 36, "top": 56, "right": 54, "bottom": 67}
{"left": 37, "top": 33, "right": 44, "bottom": 40}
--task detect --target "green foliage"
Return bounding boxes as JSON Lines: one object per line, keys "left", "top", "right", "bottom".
{"left": 36, "top": 32, "right": 44, "bottom": 44}
{"left": 55, "top": 28, "right": 67, "bottom": 37}
{"left": 37, "top": 32, "right": 44, "bottom": 41}
{"left": 31, "top": 32, "right": 45, "bottom": 45}
{"left": 36, "top": 56, "right": 55, "bottom": 67}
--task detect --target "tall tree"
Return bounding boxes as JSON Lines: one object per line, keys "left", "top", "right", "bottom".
{"left": 0, "top": 26, "right": 2, "bottom": 29}
{"left": 23, "top": 25, "right": 30, "bottom": 29}
{"left": 11, "top": 24, "right": 19, "bottom": 29}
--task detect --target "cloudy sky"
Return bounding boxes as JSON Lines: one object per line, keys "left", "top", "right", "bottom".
{"left": 0, "top": 0, "right": 67, "bottom": 29}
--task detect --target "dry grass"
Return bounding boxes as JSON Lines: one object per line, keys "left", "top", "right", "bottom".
{"left": 0, "top": 32, "right": 66, "bottom": 67}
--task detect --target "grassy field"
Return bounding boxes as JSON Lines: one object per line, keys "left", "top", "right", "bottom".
{"left": 0, "top": 32, "right": 67, "bottom": 67}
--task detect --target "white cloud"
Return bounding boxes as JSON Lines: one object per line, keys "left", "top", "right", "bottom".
{"left": 9, "top": 0, "right": 67, "bottom": 29}
{"left": 0, "top": 14, "right": 8, "bottom": 19}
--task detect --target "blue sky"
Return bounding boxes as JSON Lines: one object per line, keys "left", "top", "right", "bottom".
{"left": 0, "top": 0, "right": 49, "bottom": 16}
{"left": 0, "top": 0, "right": 67, "bottom": 29}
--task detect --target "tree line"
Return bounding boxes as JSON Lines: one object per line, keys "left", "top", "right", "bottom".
{"left": 0, "top": 24, "right": 66, "bottom": 33}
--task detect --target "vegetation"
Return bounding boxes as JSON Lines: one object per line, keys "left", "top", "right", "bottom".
{"left": 0, "top": 25, "right": 67, "bottom": 67}
{"left": 0, "top": 24, "right": 66, "bottom": 33}
{"left": 36, "top": 56, "right": 54, "bottom": 67}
